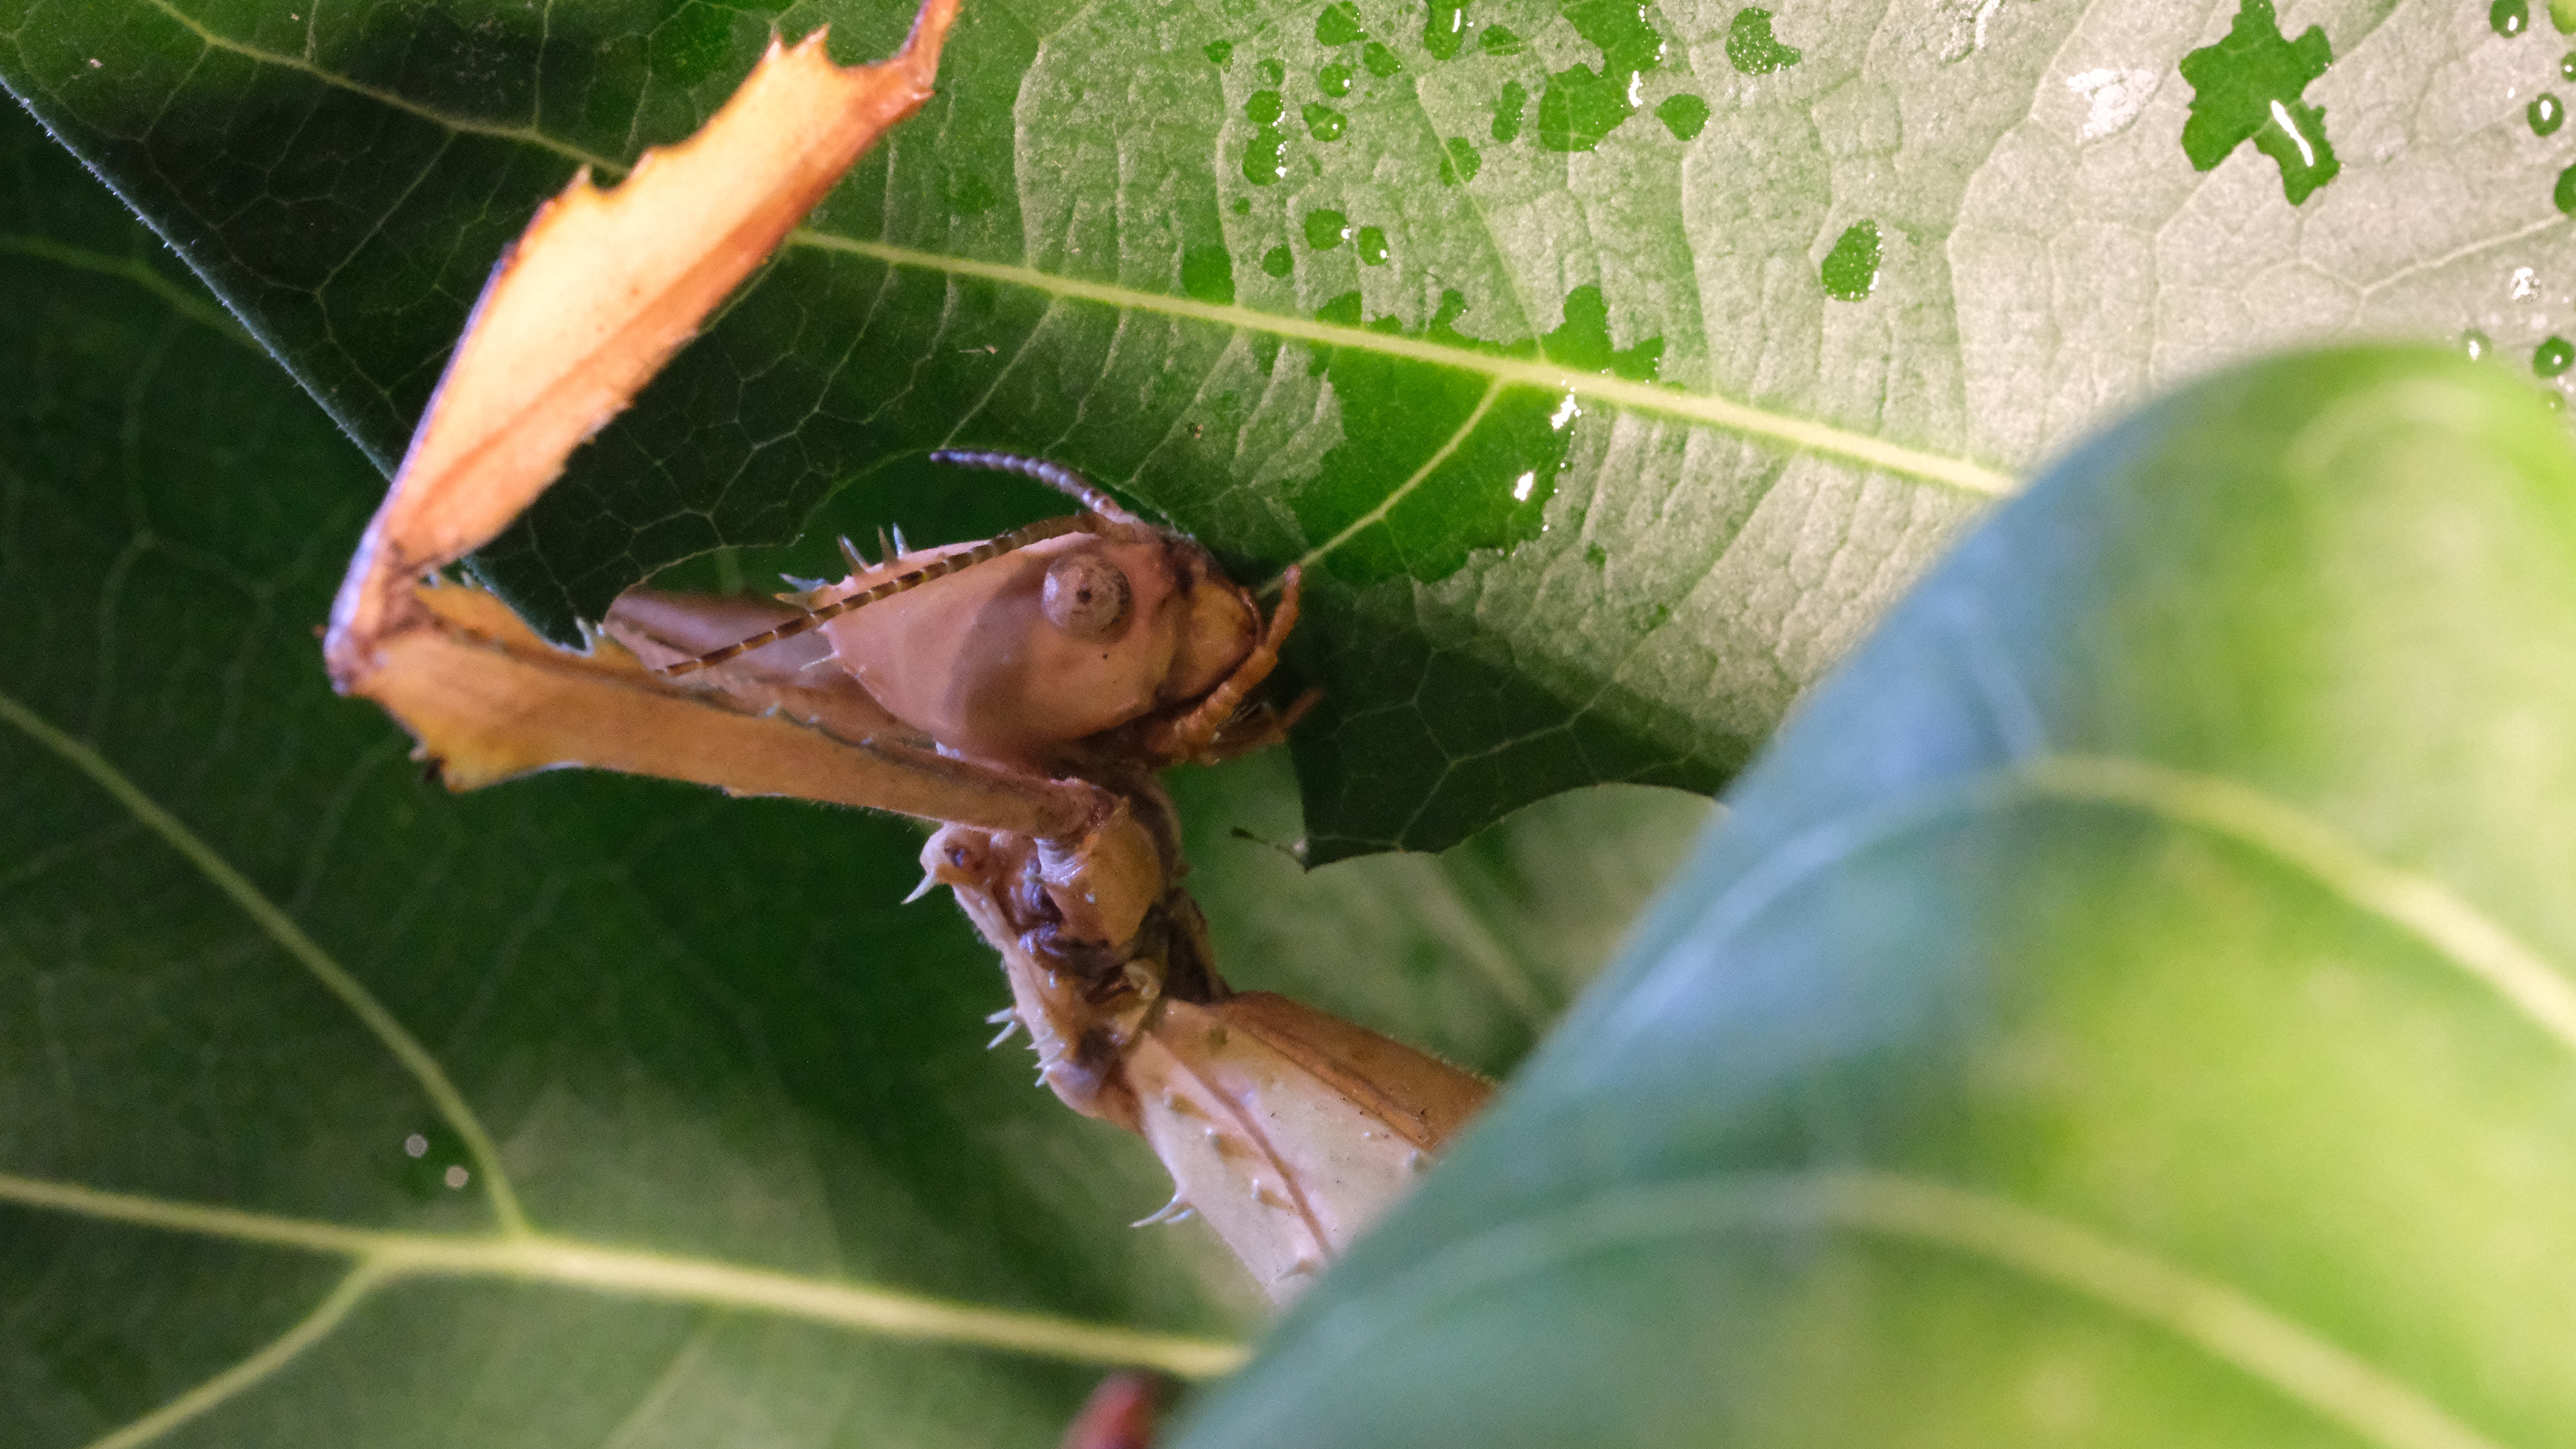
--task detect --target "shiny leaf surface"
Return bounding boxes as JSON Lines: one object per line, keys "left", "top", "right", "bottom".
{"left": 1181, "top": 347, "right": 2576, "bottom": 1449}
{"left": 5, "top": 0, "right": 2563, "bottom": 854}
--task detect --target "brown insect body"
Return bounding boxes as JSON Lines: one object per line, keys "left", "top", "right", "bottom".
{"left": 322, "top": 0, "right": 1490, "bottom": 1306}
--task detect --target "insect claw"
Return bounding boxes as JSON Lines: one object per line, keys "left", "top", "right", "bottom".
{"left": 1130, "top": 1191, "right": 1192, "bottom": 1227}
{"left": 902, "top": 868, "right": 941, "bottom": 904}
{"left": 877, "top": 526, "right": 896, "bottom": 564}
{"left": 986, "top": 1014, "right": 1024, "bottom": 1049}
{"left": 891, "top": 523, "right": 912, "bottom": 556}
{"left": 1281, "top": 1255, "right": 1323, "bottom": 1279}
{"left": 838, "top": 534, "right": 868, "bottom": 572}
{"left": 985, "top": 1005, "right": 1019, "bottom": 1024}
{"left": 1168, "top": 1207, "right": 1195, "bottom": 1224}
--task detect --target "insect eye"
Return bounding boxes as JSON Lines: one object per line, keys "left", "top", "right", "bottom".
{"left": 1041, "top": 553, "right": 1131, "bottom": 639}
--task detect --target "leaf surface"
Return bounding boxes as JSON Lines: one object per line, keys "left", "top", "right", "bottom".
{"left": 0, "top": 108, "right": 1708, "bottom": 1448}
{"left": 7, "top": 0, "right": 2566, "bottom": 854}
{"left": 1176, "top": 347, "right": 2576, "bottom": 1448}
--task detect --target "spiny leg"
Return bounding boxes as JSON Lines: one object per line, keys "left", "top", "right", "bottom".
{"left": 663, "top": 453, "right": 1168, "bottom": 678}
{"left": 661, "top": 514, "right": 1086, "bottom": 676}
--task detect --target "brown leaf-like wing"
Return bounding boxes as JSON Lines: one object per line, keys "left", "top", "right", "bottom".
{"left": 326, "top": 0, "right": 960, "bottom": 671}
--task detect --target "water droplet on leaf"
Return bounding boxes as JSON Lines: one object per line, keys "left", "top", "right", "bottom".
{"left": 1356, "top": 225, "right": 1390, "bottom": 264}
{"left": 1320, "top": 61, "right": 1355, "bottom": 96}
{"left": 1656, "top": 93, "right": 1710, "bottom": 139}
{"left": 2536, "top": 335, "right": 2575, "bottom": 376}
{"left": 1245, "top": 124, "right": 1290, "bottom": 185}
{"left": 1262, "top": 244, "right": 1295, "bottom": 277}
{"left": 2495, "top": 0, "right": 2531, "bottom": 36}
{"left": 1304, "top": 102, "right": 1349, "bottom": 141}
{"left": 1183, "top": 245, "right": 1236, "bottom": 305}
{"left": 1440, "top": 137, "right": 1482, "bottom": 183}
{"left": 1481, "top": 24, "right": 1527, "bottom": 54}
{"left": 1289, "top": 286, "right": 1654, "bottom": 583}
{"left": 1318, "top": 1, "right": 1367, "bottom": 46}
{"left": 1821, "top": 220, "right": 1883, "bottom": 300}
{"left": 1206, "top": 40, "right": 1235, "bottom": 65}
{"left": 2534, "top": 93, "right": 2566, "bottom": 132}
{"left": 1364, "top": 40, "right": 1403, "bottom": 75}
{"left": 1425, "top": 0, "right": 1471, "bottom": 60}
{"left": 2178, "top": 0, "right": 2340, "bottom": 205}
{"left": 1493, "top": 79, "right": 1529, "bottom": 141}
{"left": 1725, "top": 8, "right": 1802, "bottom": 73}
{"left": 1304, "top": 209, "right": 1351, "bottom": 249}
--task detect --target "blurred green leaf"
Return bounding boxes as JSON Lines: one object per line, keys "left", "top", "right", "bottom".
{"left": 1180, "top": 347, "right": 2576, "bottom": 1448}
{"left": 5, "top": 0, "right": 2561, "bottom": 854}
{"left": 0, "top": 106, "right": 1705, "bottom": 1448}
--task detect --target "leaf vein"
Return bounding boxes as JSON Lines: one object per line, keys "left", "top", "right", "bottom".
{"left": 0, "top": 687, "right": 534, "bottom": 1236}
{"left": 0, "top": 1171, "right": 1248, "bottom": 1379}
{"left": 796, "top": 233, "right": 2012, "bottom": 497}
{"left": 100, "top": 12, "right": 2009, "bottom": 497}
{"left": 79, "top": 1264, "right": 381, "bottom": 1449}
{"left": 1302, "top": 1171, "right": 2505, "bottom": 1449}
{"left": 2023, "top": 754, "right": 2576, "bottom": 1057}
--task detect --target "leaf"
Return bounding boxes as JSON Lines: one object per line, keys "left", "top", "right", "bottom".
{"left": 1174, "top": 347, "right": 2576, "bottom": 1448}
{"left": 5, "top": 0, "right": 2561, "bottom": 857}
{"left": 0, "top": 107, "right": 1709, "bottom": 1446}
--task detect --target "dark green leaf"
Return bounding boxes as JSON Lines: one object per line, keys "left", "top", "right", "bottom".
{"left": 0, "top": 105, "right": 1707, "bottom": 1447}
{"left": 1178, "top": 347, "right": 2576, "bottom": 1448}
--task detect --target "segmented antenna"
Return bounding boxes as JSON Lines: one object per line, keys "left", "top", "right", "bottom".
{"left": 929, "top": 449, "right": 1144, "bottom": 526}
{"left": 659, "top": 515, "right": 1083, "bottom": 676}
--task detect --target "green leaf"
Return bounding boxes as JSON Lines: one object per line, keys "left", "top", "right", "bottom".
{"left": 4, "top": 0, "right": 2558, "bottom": 854}
{"left": 0, "top": 107, "right": 1708, "bottom": 1446}
{"left": 1175, "top": 347, "right": 2576, "bottom": 1448}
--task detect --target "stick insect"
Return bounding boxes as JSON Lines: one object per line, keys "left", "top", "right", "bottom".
{"left": 323, "top": 0, "right": 1490, "bottom": 1303}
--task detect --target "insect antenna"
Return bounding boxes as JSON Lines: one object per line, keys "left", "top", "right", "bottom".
{"left": 929, "top": 449, "right": 1150, "bottom": 529}
{"left": 658, "top": 514, "right": 1085, "bottom": 676}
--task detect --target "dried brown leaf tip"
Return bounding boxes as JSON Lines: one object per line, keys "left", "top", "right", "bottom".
{"left": 326, "top": 0, "right": 960, "bottom": 683}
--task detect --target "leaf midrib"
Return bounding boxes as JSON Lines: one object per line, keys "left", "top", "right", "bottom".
{"left": 124, "top": 0, "right": 2015, "bottom": 500}
{"left": 0, "top": 1169, "right": 1246, "bottom": 1378}
{"left": 1264, "top": 1170, "right": 2503, "bottom": 1449}
{"left": 1596, "top": 753, "right": 2576, "bottom": 1061}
